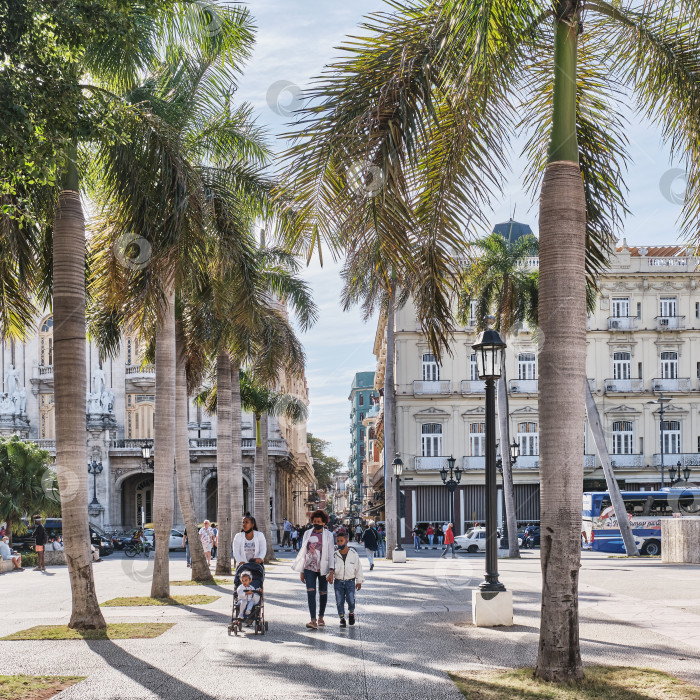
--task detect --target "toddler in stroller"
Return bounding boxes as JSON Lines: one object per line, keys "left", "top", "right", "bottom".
{"left": 229, "top": 561, "right": 267, "bottom": 636}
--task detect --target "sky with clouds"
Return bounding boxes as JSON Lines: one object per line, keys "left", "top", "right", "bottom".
{"left": 234, "top": 0, "right": 687, "bottom": 463}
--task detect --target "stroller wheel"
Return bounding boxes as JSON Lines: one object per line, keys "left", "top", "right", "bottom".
{"left": 227, "top": 625, "right": 232, "bottom": 637}
{"left": 265, "top": 621, "right": 269, "bottom": 631}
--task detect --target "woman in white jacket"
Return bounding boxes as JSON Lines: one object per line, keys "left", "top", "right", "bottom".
{"left": 292, "top": 510, "right": 335, "bottom": 629}
{"left": 233, "top": 516, "right": 267, "bottom": 565}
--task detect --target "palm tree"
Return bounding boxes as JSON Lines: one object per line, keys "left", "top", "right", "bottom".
{"left": 214, "top": 350, "right": 233, "bottom": 575}
{"left": 240, "top": 373, "right": 309, "bottom": 562}
{"left": 282, "top": 0, "right": 700, "bottom": 680}
{"left": 458, "top": 231, "right": 539, "bottom": 558}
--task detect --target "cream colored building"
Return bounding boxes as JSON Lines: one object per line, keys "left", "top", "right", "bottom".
{"left": 1, "top": 305, "right": 314, "bottom": 536}
{"left": 371, "top": 242, "right": 700, "bottom": 543}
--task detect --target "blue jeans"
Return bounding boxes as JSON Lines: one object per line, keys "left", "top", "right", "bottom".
{"left": 185, "top": 542, "right": 190, "bottom": 565}
{"left": 442, "top": 542, "right": 455, "bottom": 557}
{"left": 366, "top": 548, "right": 375, "bottom": 567}
{"left": 428, "top": 535, "right": 434, "bottom": 547}
{"left": 413, "top": 535, "right": 421, "bottom": 549}
{"left": 334, "top": 579, "right": 356, "bottom": 616}
{"left": 304, "top": 569, "right": 328, "bottom": 620}
{"left": 377, "top": 540, "right": 385, "bottom": 557}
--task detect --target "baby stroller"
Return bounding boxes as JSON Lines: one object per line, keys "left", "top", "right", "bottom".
{"left": 228, "top": 561, "right": 267, "bottom": 636}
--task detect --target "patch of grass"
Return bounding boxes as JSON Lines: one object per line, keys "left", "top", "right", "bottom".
{"left": 171, "top": 578, "right": 234, "bottom": 586}
{"left": 450, "top": 666, "right": 700, "bottom": 700}
{"left": 1, "top": 623, "right": 175, "bottom": 641}
{"left": 0, "top": 675, "right": 85, "bottom": 700}
{"left": 101, "top": 595, "right": 219, "bottom": 607}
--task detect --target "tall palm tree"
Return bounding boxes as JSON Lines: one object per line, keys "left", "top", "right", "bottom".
{"left": 282, "top": 0, "right": 700, "bottom": 680}
{"left": 458, "top": 231, "right": 539, "bottom": 558}
{"left": 240, "top": 373, "right": 309, "bottom": 562}
{"left": 214, "top": 350, "right": 233, "bottom": 575}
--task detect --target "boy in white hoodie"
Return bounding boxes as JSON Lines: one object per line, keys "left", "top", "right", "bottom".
{"left": 333, "top": 529, "right": 364, "bottom": 627}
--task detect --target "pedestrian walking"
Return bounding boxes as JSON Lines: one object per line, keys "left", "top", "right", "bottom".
{"left": 183, "top": 529, "right": 190, "bottom": 567}
{"left": 32, "top": 515, "right": 47, "bottom": 572}
{"left": 376, "top": 525, "right": 385, "bottom": 557}
{"left": 412, "top": 526, "right": 421, "bottom": 550}
{"left": 282, "top": 518, "right": 292, "bottom": 549}
{"left": 436, "top": 524, "right": 444, "bottom": 547}
{"left": 333, "top": 529, "right": 364, "bottom": 627}
{"left": 440, "top": 522, "right": 457, "bottom": 559}
{"left": 426, "top": 523, "right": 435, "bottom": 549}
{"left": 361, "top": 521, "right": 379, "bottom": 571}
{"left": 292, "top": 510, "right": 334, "bottom": 629}
{"left": 233, "top": 516, "right": 266, "bottom": 564}
{"left": 354, "top": 523, "right": 362, "bottom": 543}
{"left": 198, "top": 520, "right": 215, "bottom": 566}
{"left": 210, "top": 522, "right": 218, "bottom": 559}
{"left": 291, "top": 525, "right": 299, "bottom": 552}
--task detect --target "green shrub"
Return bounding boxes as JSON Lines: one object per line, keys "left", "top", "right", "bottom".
{"left": 21, "top": 552, "right": 38, "bottom": 567}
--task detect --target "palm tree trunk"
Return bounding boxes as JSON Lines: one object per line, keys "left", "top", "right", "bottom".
{"left": 175, "top": 320, "right": 212, "bottom": 582}
{"left": 497, "top": 357, "right": 519, "bottom": 558}
{"left": 53, "top": 147, "right": 105, "bottom": 630}
{"left": 215, "top": 351, "right": 233, "bottom": 575}
{"left": 535, "top": 8, "right": 586, "bottom": 683}
{"left": 230, "top": 358, "right": 244, "bottom": 535}
{"left": 261, "top": 413, "right": 275, "bottom": 561}
{"left": 383, "top": 291, "right": 397, "bottom": 558}
{"left": 253, "top": 413, "right": 272, "bottom": 561}
{"left": 584, "top": 381, "right": 639, "bottom": 556}
{"left": 151, "top": 285, "right": 176, "bottom": 599}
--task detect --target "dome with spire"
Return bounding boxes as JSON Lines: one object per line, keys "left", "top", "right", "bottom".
{"left": 492, "top": 218, "right": 535, "bottom": 245}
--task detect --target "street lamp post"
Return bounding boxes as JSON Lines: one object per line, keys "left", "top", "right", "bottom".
{"left": 87, "top": 459, "right": 103, "bottom": 506}
{"left": 392, "top": 454, "right": 406, "bottom": 562}
{"left": 670, "top": 461, "right": 692, "bottom": 485}
{"left": 141, "top": 442, "right": 155, "bottom": 471}
{"left": 648, "top": 393, "right": 671, "bottom": 488}
{"left": 472, "top": 319, "right": 507, "bottom": 593}
{"left": 495, "top": 440, "right": 520, "bottom": 541}
{"left": 439, "top": 456, "right": 462, "bottom": 528}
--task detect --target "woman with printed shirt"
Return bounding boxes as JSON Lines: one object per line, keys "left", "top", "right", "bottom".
{"left": 292, "top": 510, "right": 335, "bottom": 629}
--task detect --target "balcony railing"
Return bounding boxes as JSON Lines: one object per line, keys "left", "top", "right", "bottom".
{"left": 21, "top": 438, "right": 56, "bottom": 452}
{"left": 461, "top": 379, "right": 484, "bottom": 394}
{"left": 462, "top": 456, "right": 485, "bottom": 470}
{"left": 509, "top": 379, "right": 538, "bottom": 394}
{"left": 609, "top": 453, "right": 643, "bottom": 468}
{"left": 463, "top": 454, "right": 595, "bottom": 470}
{"left": 655, "top": 315, "right": 685, "bottom": 330}
{"left": 654, "top": 453, "right": 700, "bottom": 467}
{"left": 413, "top": 380, "right": 451, "bottom": 395}
{"left": 111, "top": 438, "right": 153, "bottom": 450}
{"left": 651, "top": 377, "right": 692, "bottom": 392}
{"left": 415, "top": 456, "right": 448, "bottom": 471}
{"left": 38, "top": 365, "right": 54, "bottom": 376}
{"left": 603, "top": 378, "right": 644, "bottom": 393}
{"left": 189, "top": 438, "right": 217, "bottom": 448}
{"left": 125, "top": 364, "right": 155, "bottom": 375}
{"left": 608, "top": 316, "right": 638, "bottom": 331}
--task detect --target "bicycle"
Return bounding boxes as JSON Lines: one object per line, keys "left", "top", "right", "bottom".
{"left": 124, "top": 542, "right": 151, "bottom": 558}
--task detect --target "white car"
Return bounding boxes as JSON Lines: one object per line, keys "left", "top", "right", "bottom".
{"left": 455, "top": 528, "right": 522, "bottom": 553}
{"left": 142, "top": 528, "right": 185, "bottom": 550}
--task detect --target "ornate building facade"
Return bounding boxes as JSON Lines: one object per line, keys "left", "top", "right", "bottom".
{"left": 1, "top": 311, "right": 315, "bottom": 536}
{"left": 370, "top": 240, "right": 700, "bottom": 543}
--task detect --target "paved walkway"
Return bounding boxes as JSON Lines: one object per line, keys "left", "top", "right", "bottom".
{"left": 1, "top": 547, "right": 699, "bottom": 699}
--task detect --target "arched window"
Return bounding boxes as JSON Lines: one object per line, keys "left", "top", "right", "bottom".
{"left": 126, "top": 393, "right": 155, "bottom": 438}
{"left": 421, "top": 423, "right": 442, "bottom": 457}
{"left": 517, "top": 422, "right": 539, "bottom": 456}
{"left": 612, "top": 420, "right": 633, "bottom": 454}
{"left": 39, "top": 316, "right": 53, "bottom": 366}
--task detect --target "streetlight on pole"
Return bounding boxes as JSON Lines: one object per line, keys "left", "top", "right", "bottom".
{"left": 391, "top": 453, "right": 406, "bottom": 563}
{"left": 496, "top": 440, "right": 520, "bottom": 541}
{"left": 648, "top": 393, "right": 671, "bottom": 488}
{"left": 670, "top": 460, "right": 692, "bottom": 485}
{"left": 87, "top": 459, "right": 103, "bottom": 506}
{"left": 471, "top": 317, "right": 513, "bottom": 626}
{"left": 439, "top": 455, "right": 462, "bottom": 528}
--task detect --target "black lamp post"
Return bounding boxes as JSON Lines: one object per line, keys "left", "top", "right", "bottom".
{"left": 141, "top": 442, "right": 155, "bottom": 471}
{"left": 439, "top": 455, "right": 462, "bottom": 528}
{"left": 392, "top": 453, "right": 404, "bottom": 552}
{"left": 87, "top": 459, "right": 103, "bottom": 506}
{"left": 670, "top": 460, "right": 692, "bottom": 485}
{"left": 472, "top": 317, "right": 507, "bottom": 592}
{"left": 495, "top": 440, "right": 519, "bottom": 533}
{"left": 648, "top": 393, "right": 671, "bottom": 488}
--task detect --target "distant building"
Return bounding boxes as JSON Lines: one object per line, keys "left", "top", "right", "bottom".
{"left": 348, "top": 372, "right": 379, "bottom": 520}
{"left": 371, "top": 236, "right": 700, "bottom": 543}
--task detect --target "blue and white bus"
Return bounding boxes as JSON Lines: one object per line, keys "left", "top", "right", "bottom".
{"left": 582, "top": 489, "right": 700, "bottom": 555}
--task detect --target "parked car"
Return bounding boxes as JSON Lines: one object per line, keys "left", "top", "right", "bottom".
{"left": 140, "top": 527, "right": 185, "bottom": 550}
{"left": 11, "top": 519, "right": 114, "bottom": 556}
